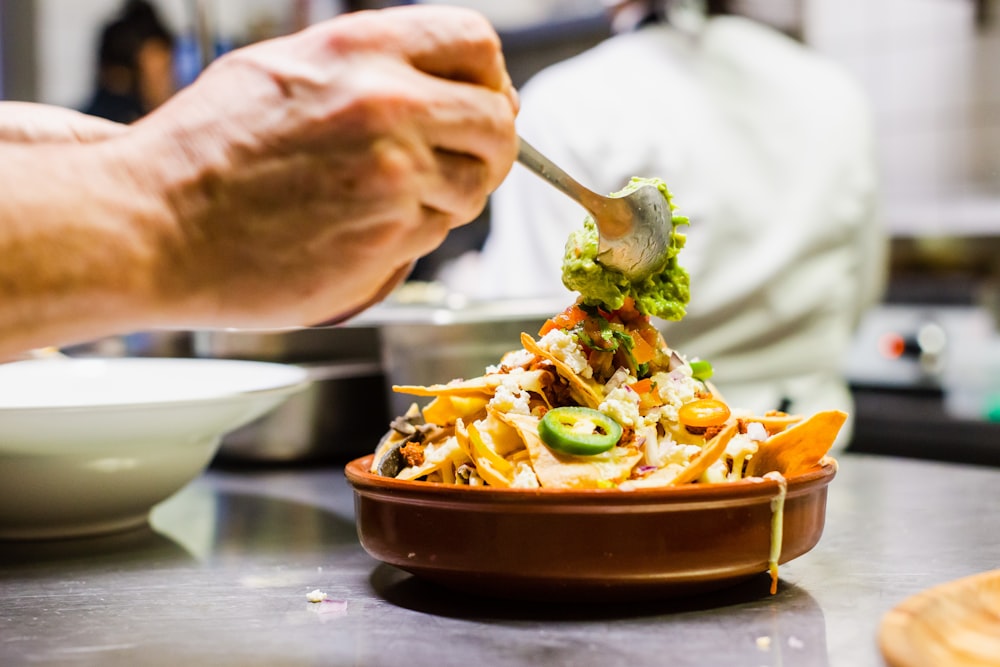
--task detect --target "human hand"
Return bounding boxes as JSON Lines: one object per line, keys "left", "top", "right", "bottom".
{"left": 122, "top": 5, "right": 519, "bottom": 329}
{"left": 0, "top": 102, "right": 126, "bottom": 143}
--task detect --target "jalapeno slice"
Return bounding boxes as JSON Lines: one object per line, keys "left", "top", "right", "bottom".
{"left": 538, "top": 406, "right": 623, "bottom": 456}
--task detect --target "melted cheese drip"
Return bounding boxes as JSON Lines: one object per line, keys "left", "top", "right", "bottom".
{"left": 763, "top": 471, "right": 788, "bottom": 595}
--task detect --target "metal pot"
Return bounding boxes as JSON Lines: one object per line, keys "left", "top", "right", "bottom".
{"left": 194, "top": 327, "right": 387, "bottom": 462}
{"left": 216, "top": 360, "right": 389, "bottom": 463}
{"left": 192, "top": 326, "right": 380, "bottom": 364}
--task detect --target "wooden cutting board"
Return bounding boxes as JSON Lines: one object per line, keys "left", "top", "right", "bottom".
{"left": 879, "top": 569, "right": 1000, "bottom": 667}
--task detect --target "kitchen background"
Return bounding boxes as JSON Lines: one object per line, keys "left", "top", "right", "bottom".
{"left": 1, "top": 0, "right": 998, "bottom": 462}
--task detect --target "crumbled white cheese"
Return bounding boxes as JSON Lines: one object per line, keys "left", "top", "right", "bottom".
{"left": 538, "top": 329, "right": 592, "bottom": 378}
{"left": 488, "top": 377, "right": 532, "bottom": 415}
{"left": 650, "top": 370, "right": 701, "bottom": 423}
{"left": 746, "top": 421, "right": 769, "bottom": 442}
{"left": 306, "top": 589, "right": 328, "bottom": 603}
{"left": 659, "top": 438, "right": 702, "bottom": 466}
{"left": 501, "top": 348, "right": 536, "bottom": 370}
{"left": 510, "top": 462, "right": 541, "bottom": 488}
{"left": 599, "top": 385, "right": 641, "bottom": 428}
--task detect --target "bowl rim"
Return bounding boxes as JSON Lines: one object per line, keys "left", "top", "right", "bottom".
{"left": 345, "top": 454, "right": 837, "bottom": 505}
{"left": 0, "top": 357, "right": 310, "bottom": 413}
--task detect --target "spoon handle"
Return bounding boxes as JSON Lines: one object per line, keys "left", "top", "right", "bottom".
{"left": 516, "top": 137, "right": 610, "bottom": 217}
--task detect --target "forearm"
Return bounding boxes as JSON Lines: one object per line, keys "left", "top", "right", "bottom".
{"left": 0, "top": 139, "right": 170, "bottom": 357}
{"left": 0, "top": 5, "right": 518, "bottom": 357}
{"left": 0, "top": 102, "right": 126, "bottom": 143}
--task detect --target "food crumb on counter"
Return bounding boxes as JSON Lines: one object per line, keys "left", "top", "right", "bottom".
{"left": 788, "top": 636, "right": 804, "bottom": 649}
{"left": 306, "top": 589, "right": 328, "bottom": 603}
{"left": 755, "top": 636, "right": 771, "bottom": 651}
{"left": 307, "top": 597, "right": 348, "bottom": 620}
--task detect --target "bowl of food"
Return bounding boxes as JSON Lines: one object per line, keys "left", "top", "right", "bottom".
{"left": 345, "top": 298, "right": 844, "bottom": 601}
{"left": 0, "top": 357, "right": 309, "bottom": 539}
{"left": 347, "top": 179, "right": 844, "bottom": 600}
{"left": 347, "top": 456, "right": 836, "bottom": 601}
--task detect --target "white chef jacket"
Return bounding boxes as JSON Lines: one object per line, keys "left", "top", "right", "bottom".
{"left": 470, "top": 16, "right": 886, "bottom": 449}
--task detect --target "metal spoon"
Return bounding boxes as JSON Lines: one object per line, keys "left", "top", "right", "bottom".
{"left": 516, "top": 136, "right": 672, "bottom": 281}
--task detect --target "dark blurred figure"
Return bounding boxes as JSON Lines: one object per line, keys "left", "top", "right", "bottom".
{"left": 82, "top": 0, "right": 176, "bottom": 123}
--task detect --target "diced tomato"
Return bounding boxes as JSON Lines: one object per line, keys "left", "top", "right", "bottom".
{"left": 538, "top": 304, "right": 589, "bottom": 336}
{"left": 588, "top": 349, "right": 614, "bottom": 377}
{"left": 629, "top": 378, "right": 653, "bottom": 394}
{"left": 630, "top": 331, "right": 657, "bottom": 365}
{"left": 613, "top": 297, "right": 645, "bottom": 324}
{"left": 628, "top": 378, "right": 660, "bottom": 409}
{"left": 638, "top": 325, "right": 664, "bottom": 349}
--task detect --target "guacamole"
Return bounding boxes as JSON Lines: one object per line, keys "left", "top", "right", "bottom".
{"left": 561, "top": 177, "right": 690, "bottom": 320}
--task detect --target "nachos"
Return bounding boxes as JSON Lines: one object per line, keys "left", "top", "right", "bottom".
{"left": 371, "top": 295, "right": 843, "bottom": 492}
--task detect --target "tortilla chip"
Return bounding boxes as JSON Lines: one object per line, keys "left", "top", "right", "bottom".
{"left": 498, "top": 412, "right": 641, "bottom": 489}
{"left": 481, "top": 409, "right": 529, "bottom": 457}
{"left": 744, "top": 412, "right": 804, "bottom": 434}
{"left": 672, "top": 421, "right": 738, "bottom": 484}
{"left": 744, "top": 409, "right": 846, "bottom": 478}
{"left": 703, "top": 380, "right": 725, "bottom": 401}
{"left": 394, "top": 368, "right": 553, "bottom": 399}
{"left": 456, "top": 418, "right": 514, "bottom": 488}
{"left": 422, "top": 394, "right": 490, "bottom": 426}
{"left": 393, "top": 374, "right": 505, "bottom": 397}
{"left": 619, "top": 421, "right": 737, "bottom": 490}
{"left": 520, "top": 333, "right": 603, "bottom": 409}
{"left": 454, "top": 418, "right": 473, "bottom": 461}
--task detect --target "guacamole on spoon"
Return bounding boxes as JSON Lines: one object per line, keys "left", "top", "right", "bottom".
{"left": 561, "top": 177, "right": 690, "bottom": 320}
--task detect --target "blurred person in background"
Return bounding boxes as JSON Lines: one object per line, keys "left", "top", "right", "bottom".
{"left": 82, "top": 0, "right": 177, "bottom": 123}
{"left": 458, "top": 0, "right": 886, "bottom": 448}
{"left": 0, "top": 5, "right": 517, "bottom": 360}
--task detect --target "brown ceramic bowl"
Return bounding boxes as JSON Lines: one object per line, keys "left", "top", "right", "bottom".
{"left": 345, "top": 455, "right": 837, "bottom": 601}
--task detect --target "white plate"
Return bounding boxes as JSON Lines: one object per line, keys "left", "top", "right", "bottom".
{"left": 0, "top": 357, "right": 309, "bottom": 539}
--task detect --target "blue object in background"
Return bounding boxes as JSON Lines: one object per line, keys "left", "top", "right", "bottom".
{"left": 173, "top": 33, "right": 201, "bottom": 87}
{"left": 174, "top": 33, "right": 234, "bottom": 87}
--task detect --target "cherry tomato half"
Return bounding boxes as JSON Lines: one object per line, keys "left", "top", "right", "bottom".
{"left": 677, "top": 398, "right": 730, "bottom": 428}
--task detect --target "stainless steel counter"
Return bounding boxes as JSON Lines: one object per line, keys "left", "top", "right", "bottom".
{"left": 2, "top": 452, "right": 998, "bottom": 667}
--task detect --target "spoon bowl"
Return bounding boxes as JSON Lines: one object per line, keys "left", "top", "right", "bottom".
{"left": 516, "top": 137, "right": 672, "bottom": 281}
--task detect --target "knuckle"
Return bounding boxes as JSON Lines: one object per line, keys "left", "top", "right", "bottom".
{"left": 374, "top": 144, "right": 416, "bottom": 189}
